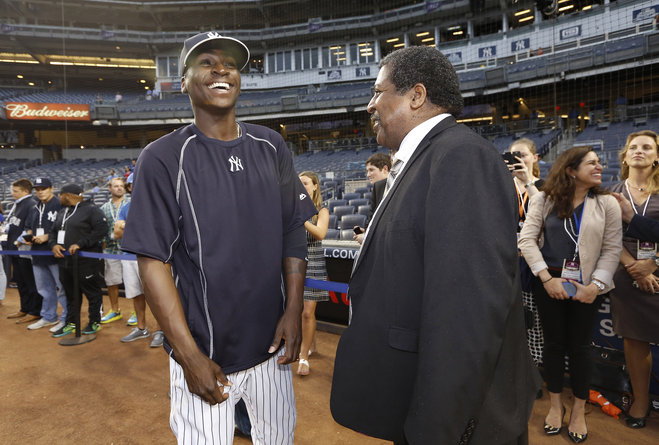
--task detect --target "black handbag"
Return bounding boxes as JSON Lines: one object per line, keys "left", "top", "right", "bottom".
{"left": 589, "top": 343, "right": 632, "bottom": 411}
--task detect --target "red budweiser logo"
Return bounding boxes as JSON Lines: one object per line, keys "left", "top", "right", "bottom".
{"left": 5, "top": 102, "right": 90, "bottom": 121}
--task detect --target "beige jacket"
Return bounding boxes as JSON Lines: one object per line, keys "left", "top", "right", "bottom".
{"left": 518, "top": 191, "right": 623, "bottom": 293}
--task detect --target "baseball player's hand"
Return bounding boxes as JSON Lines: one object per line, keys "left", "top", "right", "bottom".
{"left": 269, "top": 309, "right": 302, "bottom": 365}
{"left": 179, "top": 350, "right": 232, "bottom": 405}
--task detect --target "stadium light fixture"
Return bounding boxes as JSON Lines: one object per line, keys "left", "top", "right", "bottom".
{"left": 386, "top": 38, "right": 399, "bottom": 43}
{"left": 330, "top": 45, "right": 342, "bottom": 50}
{"left": 416, "top": 32, "right": 430, "bottom": 37}
{"left": 453, "top": 30, "right": 464, "bottom": 35}
{"left": 358, "top": 43, "right": 370, "bottom": 47}
{"left": 17, "top": 74, "right": 23, "bottom": 78}
{"left": 558, "top": 5, "right": 574, "bottom": 12}
{"left": 394, "top": 43, "right": 405, "bottom": 48}
{"left": 448, "top": 26, "right": 461, "bottom": 31}
{"left": 514, "top": 9, "right": 531, "bottom": 16}
{"left": 519, "top": 16, "right": 534, "bottom": 22}
{"left": 28, "top": 82, "right": 34, "bottom": 86}
{"left": 582, "top": 5, "right": 592, "bottom": 10}
{"left": 422, "top": 38, "right": 434, "bottom": 43}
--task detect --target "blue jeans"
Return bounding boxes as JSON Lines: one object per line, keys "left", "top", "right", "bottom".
{"left": 33, "top": 262, "right": 67, "bottom": 322}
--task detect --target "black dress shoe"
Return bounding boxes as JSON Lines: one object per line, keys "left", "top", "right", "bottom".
{"left": 568, "top": 430, "right": 588, "bottom": 443}
{"left": 625, "top": 405, "right": 650, "bottom": 429}
{"left": 543, "top": 406, "right": 565, "bottom": 435}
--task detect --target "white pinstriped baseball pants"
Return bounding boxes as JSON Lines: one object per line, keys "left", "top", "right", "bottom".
{"left": 169, "top": 348, "right": 296, "bottom": 445}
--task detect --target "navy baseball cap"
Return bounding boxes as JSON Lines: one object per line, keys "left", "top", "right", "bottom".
{"left": 179, "top": 31, "right": 250, "bottom": 76}
{"left": 33, "top": 177, "right": 52, "bottom": 188}
{"left": 60, "top": 183, "right": 83, "bottom": 196}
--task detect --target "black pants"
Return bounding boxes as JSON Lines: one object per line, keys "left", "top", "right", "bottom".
{"left": 59, "top": 258, "right": 103, "bottom": 325}
{"left": 12, "top": 256, "right": 42, "bottom": 316}
{"left": 532, "top": 275, "right": 601, "bottom": 399}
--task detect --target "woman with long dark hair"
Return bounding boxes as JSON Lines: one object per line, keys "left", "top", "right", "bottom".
{"left": 519, "top": 146, "right": 622, "bottom": 443}
{"left": 609, "top": 130, "right": 659, "bottom": 428}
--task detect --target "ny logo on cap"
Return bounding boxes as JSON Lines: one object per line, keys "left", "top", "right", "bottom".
{"left": 207, "top": 31, "right": 221, "bottom": 39}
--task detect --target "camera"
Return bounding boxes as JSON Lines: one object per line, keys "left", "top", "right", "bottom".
{"left": 502, "top": 151, "right": 523, "bottom": 170}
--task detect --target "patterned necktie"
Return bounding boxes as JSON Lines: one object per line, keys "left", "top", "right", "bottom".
{"left": 385, "top": 158, "right": 402, "bottom": 194}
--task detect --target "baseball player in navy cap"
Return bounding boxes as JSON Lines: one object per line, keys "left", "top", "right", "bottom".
{"left": 122, "top": 32, "right": 316, "bottom": 444}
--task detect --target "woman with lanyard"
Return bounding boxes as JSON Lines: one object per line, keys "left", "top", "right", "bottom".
{"left": 609, "top": 130, "right": 659, "bottom": 429}
{"left": 505, "top": 138, "right": 545, "bottom": 372}
{"left": 519, "top": 146, "right": 622, "bottom": 443}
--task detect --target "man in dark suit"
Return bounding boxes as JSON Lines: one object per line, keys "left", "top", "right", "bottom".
{"left": 330, "top": 46, "right": 540, "bottom": 445}
{"left": 355, "top": 153, "right": 390, "bottom": 243}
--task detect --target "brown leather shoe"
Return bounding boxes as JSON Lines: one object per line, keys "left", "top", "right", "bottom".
{"left": 16, "top": 315, "right": 40, "bottom": 324}
{"left": 7, "top": 311, "right": 27, "bottom": 319}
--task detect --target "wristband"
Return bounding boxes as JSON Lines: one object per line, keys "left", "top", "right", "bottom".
{"left": 541, "top": 276, "right": 553, "bottom": 284}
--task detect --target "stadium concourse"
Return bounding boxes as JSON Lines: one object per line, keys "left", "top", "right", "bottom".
{"left": 0, "top": 287, "right": 657, "bottom": 444}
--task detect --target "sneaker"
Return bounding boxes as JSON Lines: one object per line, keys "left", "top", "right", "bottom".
{"left": 126, "top": 312, "right": 137, "bottom": 326}
{"left": 49, "top": 320, "right": 66, "bottom": 333}
{"left": 52, "top": 322, "right": 76, "bottom": 338}
{"left": 150, "top": 331, "right": 165, "bottom": 348}
{"left": 82, "top": 322, "right": 101, "bottom": 335}
{"left": 101, "top": 310, "right": 122, "bottom": 324}
{"left": 27, "top": 318, "right": 58, "bottom": 330}
{"left": 121, "top": 327, "right": 150, "bottom": 343}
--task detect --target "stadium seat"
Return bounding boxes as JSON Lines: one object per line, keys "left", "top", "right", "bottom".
{"left": 357, "top": 205, "right": 370, "bottom": 217}
{"left": 349, "top": 198, "right": 369, "bottom": 207}
{"left": 328, "top": 214, "right": 338, "bottom": 230}
{"left": 333, "top": 206, "right": 355, "bottom": 224}
{"left": 342, "top": 192, "right": 360, "bottom": 201}
{"left": 340, "top": 214, "right": 367, "bottom": 231}
{"left": 340, "top": 229, "right": 356, "bottom": 240}
{"left": 327, "top": 199, "right": 347, "bottom": 213}
{"left": 325, "top": 228, "right": 340, "bottom": 240}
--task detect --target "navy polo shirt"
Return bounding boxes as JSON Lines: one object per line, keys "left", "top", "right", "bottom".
{"left": 122, "top": 122, "right": 316, "bottom": 373}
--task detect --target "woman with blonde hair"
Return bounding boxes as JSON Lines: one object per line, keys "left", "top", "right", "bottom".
{"left": 609, "top": 129, "right": 659, "bottom": 428}
{"left": 297, "top": 171, "right": 329, "bottom": 375}
{"left": 506, "top": 138, "right": 545, "bottom": 368}
{"left": 519, "top": 146, "right": 622, "bottom": 443}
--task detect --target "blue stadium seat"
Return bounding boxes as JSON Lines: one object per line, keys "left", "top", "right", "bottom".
{"left": 328, "top": 214, "right": 338, "bottom": 230}
{"left": 341, "top": 214, "right": 367, "bottom": 231}
{"left": 349, "top": 198, "right": 369, "bottom": 208}
{"left": 325, "top": 228, "right": 340, "bottom": 240}
{"left": 340, "top": 229, "right": 356, "bottom": 240}
{"left": 334, "top": 206, "right": 355, "bottom": 223}
{"left": 327, "top": 199, "right": 347, "bottom": 213}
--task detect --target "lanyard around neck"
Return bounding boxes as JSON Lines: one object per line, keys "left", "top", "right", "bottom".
{"left": 564, "top": 197, "right": 587, "bottom": 258}
{"left": 61, "top": 202, "right": 80, "bottom": 230}
{"left": 624, "top": 180, "right": 651, "bottom": 216}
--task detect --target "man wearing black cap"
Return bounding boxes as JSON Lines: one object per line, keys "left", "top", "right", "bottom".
{"left": 24, "top": 177, "right": 67, "bottom": 331}
{"left": 49, "top": 184, "right": 107, "bottom": 337}
{"left": 121, "top": 32, "right": 316, "bottom": 444}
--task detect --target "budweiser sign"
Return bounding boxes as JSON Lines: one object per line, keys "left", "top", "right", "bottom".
{"left": 5, "top": 102, "right": 90, "bottom": 121}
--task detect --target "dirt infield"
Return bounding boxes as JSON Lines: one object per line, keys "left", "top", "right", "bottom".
{"left": 0, "top": 288, "right": 656, "bottom": 444}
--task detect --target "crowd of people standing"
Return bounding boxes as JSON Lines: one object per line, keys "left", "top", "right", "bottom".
{"left": 0, "top": 166, "right": 163, "bottom": 347}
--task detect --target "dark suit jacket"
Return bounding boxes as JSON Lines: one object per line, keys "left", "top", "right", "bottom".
{"left": 626, "top": 214, "right": 659, "bottom": 243}
{"left": 367, "top": 178, "right": 386, "bottom": 225}
{"left": 330, "top": 116, "right": 540, "bottom": 444}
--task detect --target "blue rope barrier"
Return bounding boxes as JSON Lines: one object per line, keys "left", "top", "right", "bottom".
{"left": 0, "top": 250, "right": 348, "bottom": 293}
